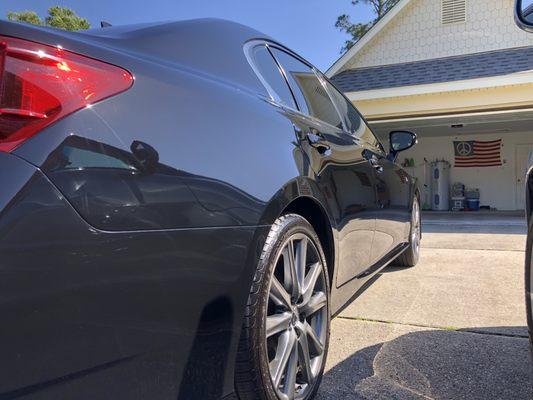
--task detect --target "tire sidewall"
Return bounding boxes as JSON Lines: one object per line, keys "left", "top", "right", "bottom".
{"left": 408, "top": 197, "right": 421, "bottom": 265}
{"left": 253, "top": 215, "right": 331, "bottom": 400}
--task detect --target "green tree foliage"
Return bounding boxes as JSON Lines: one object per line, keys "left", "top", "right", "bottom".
{"left": 336, "top": 0, "right": 400, "bottom": 53}
{"left": 7, "top": 11, "right": 44, "bottom": 26}
{"left": 7, "top": 6, "right": 90, "bottom": 31}
{"left": 45, "top": 6, "right": 90, "bottom": 31}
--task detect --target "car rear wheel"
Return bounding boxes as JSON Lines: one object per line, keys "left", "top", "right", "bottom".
{"left": 395, "top": 197, "right": 421, "bottom": 267}
{"left": 235, "top": 214, "right": 330, "bottom": 400}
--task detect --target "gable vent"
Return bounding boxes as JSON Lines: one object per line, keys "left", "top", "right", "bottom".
{"left": 442, "top": 0, "right": 466, "bottom": 24}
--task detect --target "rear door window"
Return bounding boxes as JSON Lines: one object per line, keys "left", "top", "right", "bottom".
{"left": 270, "top": 48, "right": 344, "bottom": 130}
{"left": 250, "top": 45, "right": 296, "bottom": 109}
{"left": 322, "top": 77, "right": 384, "bottom": 152}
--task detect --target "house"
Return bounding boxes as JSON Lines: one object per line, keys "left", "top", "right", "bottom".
{"left": 327, "top": 0, "right": 533, "bottom": 211}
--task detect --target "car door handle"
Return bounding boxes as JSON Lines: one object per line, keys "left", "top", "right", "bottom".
{"left": 306, "top": 132, "right": 331, "bottom": 155}
{"left": 372, "top": 163, "right": 384, "bottom": 174}
{"left": 369, "top": 158, "right": 384, "bottom": 173}
{"left": 363, "top": 151, "right": 384, "bottom": 173}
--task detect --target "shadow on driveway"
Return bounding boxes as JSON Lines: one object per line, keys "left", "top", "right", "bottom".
{"left": 318, "top": 326, "right": 532, "bottom": 400}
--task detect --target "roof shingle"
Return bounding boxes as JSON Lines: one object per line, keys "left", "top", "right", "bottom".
{"left": 330, "top": 46, "right": 533, "bottom": 92}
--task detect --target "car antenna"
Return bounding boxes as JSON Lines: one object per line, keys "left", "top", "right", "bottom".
{"left": 100, "top": 21, "right": 112, "bottom": 28}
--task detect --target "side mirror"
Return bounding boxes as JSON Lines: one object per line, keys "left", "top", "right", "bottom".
{"left": 515, "top": 0, "right": 533, "bottom": 32}
{"left": 388, "top": 131, "right": 417, "bottom": 162}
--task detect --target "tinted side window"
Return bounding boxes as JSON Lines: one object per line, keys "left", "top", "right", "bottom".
{"left": 251, "top": 46, "right": 296, "bottom": 109}
{"left": 59, "top": 147, "right": 136, "bottom": 170}
{"left": 271, "top": 48, "right": 344, "bottom": 130}
{"left": 324, "top": 79, "right": 382, "bottom": 150}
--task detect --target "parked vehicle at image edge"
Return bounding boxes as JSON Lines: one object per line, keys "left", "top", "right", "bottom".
{"left": 515, "top": 0, "right": 533, "bottom": 350}
{"left": 0, "top": 18, "right": 420, "bottom": 400}
{"left": 525, "top": 155, "right": 533, "bottom": 350}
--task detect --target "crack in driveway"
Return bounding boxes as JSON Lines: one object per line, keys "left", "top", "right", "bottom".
{"left": 337, "top": 315, "right": 529, "bottom": 339}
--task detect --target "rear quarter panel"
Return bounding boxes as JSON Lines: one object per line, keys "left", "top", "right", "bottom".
{"left": 0, "top": 161, "right": 269, "bottom": 398}
{"left": 15, "top": 45, "right": 308, "bottom": 231}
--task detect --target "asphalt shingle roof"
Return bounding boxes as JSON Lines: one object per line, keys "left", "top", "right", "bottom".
{"left": 330, "top": 46, "right": 533, "bottom": 92}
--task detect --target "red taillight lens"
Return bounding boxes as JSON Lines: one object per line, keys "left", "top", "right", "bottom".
{"left": 0, "top": 36, "right": 133, "bottom": 152}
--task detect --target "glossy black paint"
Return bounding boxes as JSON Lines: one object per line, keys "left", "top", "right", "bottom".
{"left": 526, "top": 166, "right": 533, "bottom": 348}
{"left": 0, "top": 19, "right": 417, "bottom": 399}
{"left": 515, "top": 0, "right": 533, "bottom": 33}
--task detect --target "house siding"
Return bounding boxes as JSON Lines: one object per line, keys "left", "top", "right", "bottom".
{"left": 344, "top": 0, "right": 533, "bottom": 70}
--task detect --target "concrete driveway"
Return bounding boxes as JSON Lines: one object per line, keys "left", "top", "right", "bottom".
{"left": 318, "top": 212, "right": 532, "bottom": 400}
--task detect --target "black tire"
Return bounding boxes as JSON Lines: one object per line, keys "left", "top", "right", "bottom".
{"left": 526, "top": 223, "right": 533, "bottom": 350}
{"left": 395, "top": 197, "right": 421, "bottom": 267}
{"left": 235, "top": 214, "right": 331, "bottom": 400}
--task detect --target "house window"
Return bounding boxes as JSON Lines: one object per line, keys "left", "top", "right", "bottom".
{"left": 441, "top": 0, "right": 466, "bottom": 24}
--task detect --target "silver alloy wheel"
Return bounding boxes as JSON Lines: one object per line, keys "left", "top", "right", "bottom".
{"left": 265, "top": 233, "right": 328, "bottom": 400}
{"left": 411, "top": 199, "right": 421, "bottom": 257}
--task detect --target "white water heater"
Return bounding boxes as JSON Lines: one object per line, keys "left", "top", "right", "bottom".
{"left": 431, "top": 160, "right": 450, "bottom": 211}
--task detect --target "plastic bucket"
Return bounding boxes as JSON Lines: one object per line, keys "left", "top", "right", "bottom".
{"left": 466, "top": 199, "right": 480, "bottom": 210}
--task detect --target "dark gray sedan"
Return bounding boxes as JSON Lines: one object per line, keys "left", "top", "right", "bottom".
{"left": 0, "top": 19, "right": 419, "bottom": 400}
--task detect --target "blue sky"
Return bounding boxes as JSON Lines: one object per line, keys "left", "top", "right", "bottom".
{"left": 0, "top": 0, "right": 374, "bottom": 71}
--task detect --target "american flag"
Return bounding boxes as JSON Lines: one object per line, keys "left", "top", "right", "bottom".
{"left": 453, "top": 139, "right": 502, "bottom": 168}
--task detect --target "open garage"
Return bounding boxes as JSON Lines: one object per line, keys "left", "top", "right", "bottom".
{"left": 328, "top": 0, "right": 533, "bottom": 211}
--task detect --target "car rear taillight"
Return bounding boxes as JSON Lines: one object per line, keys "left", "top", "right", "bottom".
{"left": 0, "top": 36, "right": 133, "bottom": 152}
